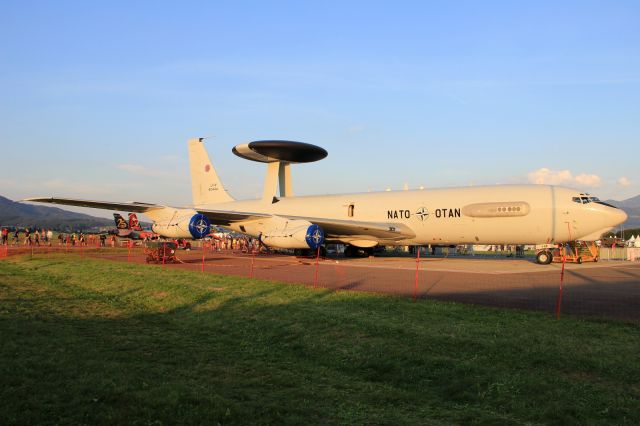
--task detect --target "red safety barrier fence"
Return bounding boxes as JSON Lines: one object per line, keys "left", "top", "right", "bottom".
{"left": 414, "top": 247, "right": 421, "bottom": 302}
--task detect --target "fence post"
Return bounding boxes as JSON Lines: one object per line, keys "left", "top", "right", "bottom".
{"left": 201, "top": 242, "right": 205, "bottom": 273}
{"left": 556, "top": 245, "right": 566, "bottom": 320}
{"left": 314, "top": 247, "right": 320, "bottom": 289}
{"left": 413, "top": 246, "right": 421, "bottom": 302}
{"left": 250, "top": 248, "right": 255, "bottom": 279}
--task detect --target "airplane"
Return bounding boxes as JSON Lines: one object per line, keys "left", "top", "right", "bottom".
{"left": 25, "top": 138, "right": 627, "bottom": 264}
{"left": 111, "top": 213, "right": 155, "bottom": 240}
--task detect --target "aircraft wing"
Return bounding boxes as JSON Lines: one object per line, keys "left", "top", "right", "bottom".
{"left": 195, "top": 209, "right": 414, "bottom": 240}
{"left": 23, "top": 197, "right": 164, "bottom": 213}
{"left": 196, "top": 208, "right": 272, "bottom": 226}
{"left": 282, "top": 215, "right": 416, "bottom": 240}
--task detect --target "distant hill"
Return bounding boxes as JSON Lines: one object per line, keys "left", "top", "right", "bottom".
{"left": 610, "top": 194, "right": 640, "bottom": 209}
{"left": 0, "top": 196, "right": 113, "bottom": 231}
{"left": 606, "top": 194, "right": 640, "bottom": 229}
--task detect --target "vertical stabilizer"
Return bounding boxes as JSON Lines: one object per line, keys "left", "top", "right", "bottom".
{"left": 114, "top": 213, "right": 129, "bottom": 229}
{"left": 188, "top": 138, "right": 234, "bottom": 205}
{"left": 128, "top": 213, "right": 142, "bottom": 231}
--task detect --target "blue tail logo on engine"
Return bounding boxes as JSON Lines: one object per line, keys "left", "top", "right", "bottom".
{"left": 189, "top": 214, "right": 211, "bottom": 239}
{"left": 305, "top": 224, "right": 324, "bottom": 250}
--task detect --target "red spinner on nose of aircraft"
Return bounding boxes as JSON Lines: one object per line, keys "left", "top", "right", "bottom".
{"left": 232, "top": 140, "right": 328, "bottom": 163}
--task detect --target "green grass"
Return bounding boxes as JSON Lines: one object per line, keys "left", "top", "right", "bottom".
{"left": 1, "top": 255, "right": 638, "bottom": 425}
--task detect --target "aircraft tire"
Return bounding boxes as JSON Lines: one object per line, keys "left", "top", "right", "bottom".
{"left": 576, "top": 257, "right": 582, "bottom": 264}
{"left": 536, "top": 250, "right": 552, "bottom": 265}
{"left": 344, "top": 245, "right": 361, "bottom": 258}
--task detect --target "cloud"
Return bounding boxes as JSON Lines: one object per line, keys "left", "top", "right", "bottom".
{"left": 574, "top": 173, "right": 602, "bottom": 187}
{"left": 116, "top": 164, "right": 148, "bottom": 175}
{"left": 527, "top": 168, "right": 602, "bottom": 187}
{"left": 617, "top": 176, "right": 631, "bottom": 187}
{"left": 41, "top": 179, "right": 115, "bottom": 195}
{"left": 347, "top": 124, "right": 366, "bottom": 134}
{"left": 527, "top": 168, "right": 573, "bottom": 185}
{"left": 115, "top": 163, "right": 183, "bottom": 180}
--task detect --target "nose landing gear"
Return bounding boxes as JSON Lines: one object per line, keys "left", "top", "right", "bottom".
{"left": 536, "top": 250, "right": 553, "bottom": 265}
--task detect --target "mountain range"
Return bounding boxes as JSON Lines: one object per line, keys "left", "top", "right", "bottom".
{"left": 0, "top": 196, "right": 113, "bottom": 231}
{"left": 605, "top": 194, "right": 640, "bottom": 229}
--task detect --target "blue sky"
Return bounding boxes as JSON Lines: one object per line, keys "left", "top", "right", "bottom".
{"left": 1, "top": 1, "right": 638, "bottom": 217}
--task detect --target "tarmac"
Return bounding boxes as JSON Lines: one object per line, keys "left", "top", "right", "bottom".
{"left": 4, "top": 245, "right": 640, "bottom": 321}
{"left": 118, "top": 248, "right": 640, "bottom": 322}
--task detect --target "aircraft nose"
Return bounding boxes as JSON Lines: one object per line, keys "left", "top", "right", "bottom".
{"left": 613, "top": 208, "right": 628, "bottom": 226}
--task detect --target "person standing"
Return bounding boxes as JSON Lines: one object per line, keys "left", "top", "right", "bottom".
{"left": 47, "top": 229, "right": 53, "bottom": 246}
{"left": 1, "top": 227, "right": 8, "bottom": 245}
{"left": 24, "top": 228, "right": 32, "bottom": 245}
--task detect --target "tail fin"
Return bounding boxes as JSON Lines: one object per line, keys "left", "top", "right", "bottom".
{"left": 188, "top": 138, "right": 234, "bottom": 205}
{"left": 114, "top": 214, "right": 129, "bottom": 229}
{"left": 128, "top": 213, "right": 142, "bottom": 231}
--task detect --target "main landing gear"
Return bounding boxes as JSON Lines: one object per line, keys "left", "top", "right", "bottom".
{"left": 294, "top": 247, "right": 327, "bottom": 257}
{"left": 344, "top": 245, "right": 374, "bottom": 258}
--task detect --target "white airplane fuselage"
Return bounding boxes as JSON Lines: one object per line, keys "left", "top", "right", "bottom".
{"left": 181, "top": 184, "right": 625, "bottom": 247}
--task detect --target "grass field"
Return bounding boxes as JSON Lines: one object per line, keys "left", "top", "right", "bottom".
{"left": 1, "top": 255, "right": 638, "bottom": 425}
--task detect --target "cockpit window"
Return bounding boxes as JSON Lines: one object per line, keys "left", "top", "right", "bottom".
{"left": 572, "top": 196, "right": 603, "bottom": 205}
{"left": 572, "top": 195, "right": 618, "bottom": 208}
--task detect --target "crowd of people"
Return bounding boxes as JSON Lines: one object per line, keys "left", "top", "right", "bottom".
{"left": 0, "top": 226, "right": 263, "bottom": 253}
{"left": 1, "top": 227, "right": 54, "bottom": 246}
{"left": 0, "top": 227, "right": 117, "bottom": 247}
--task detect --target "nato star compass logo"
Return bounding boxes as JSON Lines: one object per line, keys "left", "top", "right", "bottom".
{"left": 195, "top": 218, "right": 209, "bottom": 235}
{"left": 189, "top": 214, "right": 211, "bottom": 239}
{"left": 311, "top": 228, "right": 323, "bottom": 245}
{"left": 305, "top": 224, "right": 325, "bottom": 249}
{"left": 416, "top": 207, "right": 429, "bottom": 221}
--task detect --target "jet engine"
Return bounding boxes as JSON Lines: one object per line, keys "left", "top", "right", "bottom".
{"left": 151, "top": 211, "right": 211, "bottom": 239}
{"left": 260, "top": 221, "right": 325, "bottom": 249}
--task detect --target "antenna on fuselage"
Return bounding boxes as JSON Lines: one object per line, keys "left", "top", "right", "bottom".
{"left": 232, "top": 140, "right": 328, "bottom": 202}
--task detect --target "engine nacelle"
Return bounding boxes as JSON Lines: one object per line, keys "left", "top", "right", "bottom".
{"left": 151, "top": 212, "right": 211, "bottom": 239}
{"left": 260, "top": 222, "right": 325, "bottom": 249}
